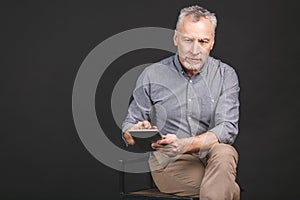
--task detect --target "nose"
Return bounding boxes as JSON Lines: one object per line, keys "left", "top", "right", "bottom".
{"left": 190, "top": 41, "right": 201, "bottom": 55}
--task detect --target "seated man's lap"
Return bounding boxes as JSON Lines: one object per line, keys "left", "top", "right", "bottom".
{"left": 151, "top": 153, "right": 204, "bottom": 196}
{"left": 150, "top": 144, "right": 239, "bottom": 197}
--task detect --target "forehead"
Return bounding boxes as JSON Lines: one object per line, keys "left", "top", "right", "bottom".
{"left": 177, "top": 15, "right": 214, "bottom": 39}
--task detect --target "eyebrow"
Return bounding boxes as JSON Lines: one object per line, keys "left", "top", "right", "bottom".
{"left": 176, "top": 31, "right": 211, "bottom": 41}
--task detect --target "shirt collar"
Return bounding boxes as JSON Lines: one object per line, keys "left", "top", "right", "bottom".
{"left": 174, "top": 53, "right": 184, "bottom": 73}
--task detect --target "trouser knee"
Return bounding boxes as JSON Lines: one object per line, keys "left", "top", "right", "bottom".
{"left": 207, "top": 143, "right": 239, "bottom": 169}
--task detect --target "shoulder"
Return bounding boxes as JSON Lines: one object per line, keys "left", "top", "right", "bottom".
{"left": 208, "top": 56, "right": 236, "bottom": 71}
{"left": 158, "top": 55, "right": 176, "bottom": 66}
{"left": 135, "top": 55, "right": 178, "bottom": 89}
{"left": 206, "top": 56, "right": 238, "bottom": 77}
{"left": 142, "top": 55, "right": 177, "bottom": 75}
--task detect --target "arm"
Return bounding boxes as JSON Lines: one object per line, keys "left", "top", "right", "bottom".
{"left": 122, "top": 69, "right": 154, "bottom": 145}
{"left": 152, "top": 131, "right": 218, "bottom": 156}
{"left": 209, "top": 67, "right": 240, "bottom": 144}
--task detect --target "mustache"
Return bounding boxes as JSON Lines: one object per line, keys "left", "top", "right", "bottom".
{"left": 185, "top": 57, "right": 202, "bottom": 61}
{"left": 185, "top": 54, "right": 203, "bottom": 59}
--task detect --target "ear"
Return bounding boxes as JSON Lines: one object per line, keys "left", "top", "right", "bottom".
{"left": 210, "top": 39, "right": 215, "bottom": 50}
{"left": 173, "top": 30, "right": 178, "bottom": 46}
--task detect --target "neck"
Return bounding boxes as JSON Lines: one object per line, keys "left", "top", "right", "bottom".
{"left": 182, "top": 67, "right": 200, "bottom": 77}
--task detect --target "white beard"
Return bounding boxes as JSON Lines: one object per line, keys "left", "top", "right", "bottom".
{"left": 182, "top": 56, "right": 207, "bottom": 71}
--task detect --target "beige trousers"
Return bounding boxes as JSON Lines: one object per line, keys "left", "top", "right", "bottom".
{"left": 150, "top": 144, "right": 240, "bottom": 200}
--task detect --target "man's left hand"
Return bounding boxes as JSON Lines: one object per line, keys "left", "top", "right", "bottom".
{"left": 151, "top": 134, "right": 193, "bottom": 157}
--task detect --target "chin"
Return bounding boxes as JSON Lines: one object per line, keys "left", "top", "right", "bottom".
{"left": 184, "top": 62, "right": 203, "bottom": 71}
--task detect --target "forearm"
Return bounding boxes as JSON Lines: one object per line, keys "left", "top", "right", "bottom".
{"left": 183, "top": 131, "right": 219, "bottom": 154}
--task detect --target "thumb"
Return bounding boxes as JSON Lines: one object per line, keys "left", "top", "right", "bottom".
{"left": 123, "top": 131, "right": 135, "bottom": 145}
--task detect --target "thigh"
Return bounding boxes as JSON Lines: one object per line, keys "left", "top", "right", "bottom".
{"left": 206, "top": 143, "right": 239, "bottom": 164}
{"left": 151, "top": 153, "right": 205, "bottom": 197}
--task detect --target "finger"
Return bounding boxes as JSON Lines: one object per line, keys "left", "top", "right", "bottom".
{"left": 160, "top": 134, "right": 176, "bottom": 144}
{"left": 157, "top": 140, "right": 167, "bottom": 145}
{"left": 141, "top": 120, "right": 151, "bottom": 129}
{"left": 151, "top": 143, "right": 165, "bottom": 149}
{"left": 123, "top": 131, "right": 135, "bottom": 145}
{"left": 133, "top": 121, "right": 146, "bottom": 129}
{"left": 158, "top": 138, "right": 172, "bottom": 145}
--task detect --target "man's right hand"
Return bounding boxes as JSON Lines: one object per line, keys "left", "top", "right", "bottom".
{"left": 123, "top": 120, "right": 154, "bottom": 145}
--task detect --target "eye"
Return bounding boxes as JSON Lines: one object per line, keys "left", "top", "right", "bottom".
{"left": 199, "top": 39, "right": 209, "bottom": 44}
{"left": 183, "top": 38, "right": 193, "bottom": 43}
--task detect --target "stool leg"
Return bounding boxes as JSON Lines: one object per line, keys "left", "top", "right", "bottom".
{"left": 119, "top": 160, "right": 125, "bottom": 200}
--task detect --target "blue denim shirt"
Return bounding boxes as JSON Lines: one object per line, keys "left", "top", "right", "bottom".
{"left": 122, "top": 54, "right": 240, "bottom": 145}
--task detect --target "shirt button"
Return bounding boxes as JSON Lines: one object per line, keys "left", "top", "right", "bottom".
{"left": 188, "top": 98, "right": 192, "bottom": 102}
{"left": 189, "top": 80, "right": 193, "bottom": 83}
{"left": 188, "top": 117, "right": 191, "bottom": 120}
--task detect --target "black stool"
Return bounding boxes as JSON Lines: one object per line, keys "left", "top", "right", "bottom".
{"left": 119, "top": 159, "right": 199, "bottom": 200}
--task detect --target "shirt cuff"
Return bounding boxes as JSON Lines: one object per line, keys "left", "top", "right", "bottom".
{"left": 209, "top": 124, "right": 232, "bottom": 144}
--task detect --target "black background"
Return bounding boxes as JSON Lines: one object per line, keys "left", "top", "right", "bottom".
{"left": 1, "top": 0, "right": 299, "bottom": 199}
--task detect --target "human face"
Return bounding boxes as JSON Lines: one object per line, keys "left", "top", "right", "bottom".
{"left": 174, "top": 16, "right": 215, "bottom": 72}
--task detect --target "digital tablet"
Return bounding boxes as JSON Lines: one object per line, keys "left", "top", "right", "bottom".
{"left": 128, "top": 129, "right": 162, "bottom": 152}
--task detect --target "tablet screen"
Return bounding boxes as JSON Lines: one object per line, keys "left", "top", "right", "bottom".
{"left": 128, "top": 129, "right": 162, "bottom": 151}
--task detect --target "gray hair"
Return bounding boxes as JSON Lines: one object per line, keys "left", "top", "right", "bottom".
{"left": 176, "top": 5, "right": 217, "bottom": 32}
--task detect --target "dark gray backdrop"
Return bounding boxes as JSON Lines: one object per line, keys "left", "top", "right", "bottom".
{"left": 1, "top": 0, "right": 299, "bottom": 199}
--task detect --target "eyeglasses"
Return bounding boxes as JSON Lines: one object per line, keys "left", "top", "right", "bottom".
{"left": 175, "top": 30, "right": 211, "bottom": 50}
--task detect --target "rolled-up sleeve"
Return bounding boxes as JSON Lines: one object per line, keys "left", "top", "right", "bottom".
{"left": 209, "top": 67, "right": 240, "bottom": 144}
{"left": 121, "top": 69, "right": 152, "bottom": 134}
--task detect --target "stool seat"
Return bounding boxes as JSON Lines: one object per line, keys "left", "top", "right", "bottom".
{"left": 121, "top": 188, "right": 199, "bottom": 200}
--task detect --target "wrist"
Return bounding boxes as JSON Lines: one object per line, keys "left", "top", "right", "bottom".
{"left": 180, "top": 137, "right": 198, "bottom": 154}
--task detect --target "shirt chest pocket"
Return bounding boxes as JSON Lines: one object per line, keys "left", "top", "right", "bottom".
{"left": 199, "top": 95, "right": 213, "bottom": 122}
